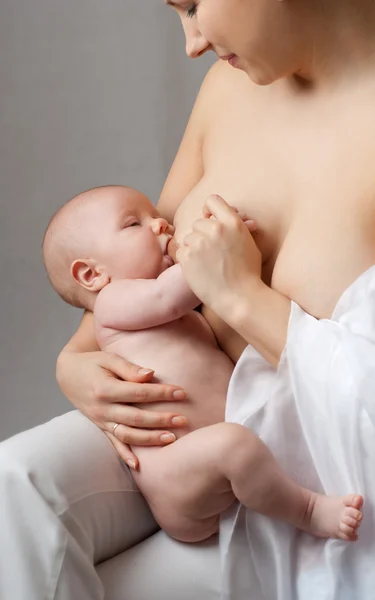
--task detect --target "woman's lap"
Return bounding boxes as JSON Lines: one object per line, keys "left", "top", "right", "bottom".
{"left": 0, "top": 410, "right": 220, "bottom": 599}
{"left": 98, "top": 530, "right": 221, "bottom": 600}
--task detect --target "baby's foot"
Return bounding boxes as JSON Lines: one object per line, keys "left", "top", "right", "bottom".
{"left": 302, "top": 493, "right": 363, "bottom": 541}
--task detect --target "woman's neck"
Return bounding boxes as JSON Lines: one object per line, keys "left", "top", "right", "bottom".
{"left": 293, "top": 0, "right": 375, "bottom": 87}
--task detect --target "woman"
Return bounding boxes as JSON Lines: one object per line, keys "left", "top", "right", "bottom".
{"left": 1, "top": 0, "right": 375, "bottom": 598}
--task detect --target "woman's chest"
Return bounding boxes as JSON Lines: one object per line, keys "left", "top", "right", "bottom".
{"left": 174, "top": 88, "right": 375, "bottom": 318}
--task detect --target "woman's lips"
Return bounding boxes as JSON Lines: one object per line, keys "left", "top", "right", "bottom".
{"left": 228, "top": 55, "right": 238, "bottom": 68}
{"left": 220, "top": 53, "right": 238, "bottom": 67}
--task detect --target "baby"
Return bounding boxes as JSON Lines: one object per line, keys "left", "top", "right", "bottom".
{"left": 43, "top": 184, "right": 363, "bottom": 543}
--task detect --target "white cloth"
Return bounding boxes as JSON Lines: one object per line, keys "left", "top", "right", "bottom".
{"left": 221, "top": 265, "right": 375, "bottom": 600}
{"left": 0, "top": 410, "right": 221, "bottom": 600}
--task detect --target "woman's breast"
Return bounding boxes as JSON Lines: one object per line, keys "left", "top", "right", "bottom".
{"left": 173, "top": 172, "right": 290, "bottom": 272}
{"left": 272, "top": 210, "right": 375, "bottom": 319}
{"left": 173, "top": 79, "right": 375, "bottom": 345}
{"left": 174, "top": 172, "right": 375, "bottom": 357}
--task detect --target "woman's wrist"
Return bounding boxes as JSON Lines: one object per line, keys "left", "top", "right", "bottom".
{"left": 210, "top": 274, "right": 262, "bottom": 323}
{"left": 214, "top": 277, "right": 291, "bottom": 368}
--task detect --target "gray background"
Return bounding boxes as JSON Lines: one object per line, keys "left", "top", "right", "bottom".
{"left": 0, "top": 0, "right": 214, "bottom": 441}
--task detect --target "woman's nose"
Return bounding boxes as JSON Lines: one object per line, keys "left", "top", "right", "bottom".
{"left": 185, "top": 32, "right": 210, "bottom": 58}
{"left": 151, "top": 217, "right": 169, "bottom": 235}
{"left": 183, "top": 21, "right": 211, "bottom": 59}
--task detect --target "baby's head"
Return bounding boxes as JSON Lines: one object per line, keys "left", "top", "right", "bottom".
{"left": 43, "top": 185, "right": 174, "bottom": 310}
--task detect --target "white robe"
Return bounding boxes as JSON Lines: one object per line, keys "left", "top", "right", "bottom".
{"left": 221, "top": 266, "right": 375, "bottom": 600}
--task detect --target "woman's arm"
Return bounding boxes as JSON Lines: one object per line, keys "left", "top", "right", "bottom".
{"left": 58, "top": 309, "right": 98, "bottom": 354}
{"left": 219, "top": 280, "right": 290, "bottom": 367}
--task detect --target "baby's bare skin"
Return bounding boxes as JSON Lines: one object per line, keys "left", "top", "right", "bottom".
{"left": 99, "top": 298, "right": 362, "bottom": 543}
{"left": 45, "top": 188, "right": 363, "bottom": 543}
{"left": 91, "top": 188, "right": 362, "bottom": 543}
{"left": 100, "top": 311, "right": 234, "bottom": 540}
{"left": 101, "top": 311, "right": 231, "bottom": 437}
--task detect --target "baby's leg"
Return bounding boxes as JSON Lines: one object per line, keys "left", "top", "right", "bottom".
{"left": 132, "top": 428, "right": 237, "bottom": 543}
{"left": 136, "top": 422, "right": 363, "bottom": 543}
{"left": 219, "top": 424, "right": 363, "bottom": 541}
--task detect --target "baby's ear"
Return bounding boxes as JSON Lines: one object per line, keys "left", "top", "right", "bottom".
{"left": 71, "top": 258, "right": 110, "bottom": 292}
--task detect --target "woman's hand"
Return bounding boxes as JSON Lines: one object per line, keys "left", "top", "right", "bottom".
{"left": 56, "top": 349, "right": 187, "bottom": 469}
{"left": 177, "top": 194, "right": 262, "bottom": 317}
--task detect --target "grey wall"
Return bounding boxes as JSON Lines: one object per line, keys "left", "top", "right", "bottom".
{"left": 0, "top": 0, "right": 214, "bottom": 441}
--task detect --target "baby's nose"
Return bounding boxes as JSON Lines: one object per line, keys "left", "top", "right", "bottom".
{"left": 151, "top": 217, "right": 169, "bottom": 234}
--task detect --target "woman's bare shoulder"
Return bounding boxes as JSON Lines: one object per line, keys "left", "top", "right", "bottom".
{"left": 201, "top": 60, "right": 254, "bottom": 101}
{"left": 198, "top": 60, "right": 260, "bottom": 133}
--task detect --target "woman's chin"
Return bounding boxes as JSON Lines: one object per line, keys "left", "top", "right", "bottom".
{"left": 242, "top": 61, "right": 279, "bottom": 86}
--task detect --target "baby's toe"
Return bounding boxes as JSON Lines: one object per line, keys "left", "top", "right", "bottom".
{"left": 342, "top": 515, "right": 359, "bottom": 529}
{"left": 344, "top": 506, "right": 362, "bottom": 521}
{"left": 344, "top": 494, "right": 363, "bottom": 510}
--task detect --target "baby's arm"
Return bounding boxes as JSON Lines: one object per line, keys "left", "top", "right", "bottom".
{"left": 95, "top": 264, "right": 200, "bottom": 331}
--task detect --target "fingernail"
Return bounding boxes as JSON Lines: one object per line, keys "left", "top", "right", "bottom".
{"left": 127, "top": 460, "right": 136, "bottom": 469}
{"left": 138, "top": 368, "right": 154, "bottom": 376}
{"left": 160, "top": 433, "right": 176, "bottom": 443}
{"left": 171, "top": 416, "right": 188, "bottom": 426}
{"left": 173, "top": 390, "right": 186, "bottom": 400}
